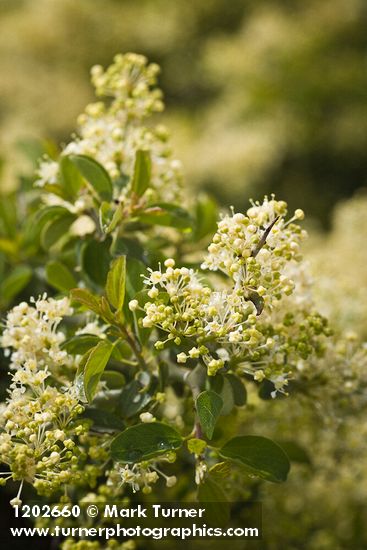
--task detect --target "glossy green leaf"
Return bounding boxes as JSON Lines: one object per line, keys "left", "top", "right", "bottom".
{"left": 193, "top": 194, "right": 218, "bottom": 241}
{"left": 99, "top": 201, "right": 114, "bottom": 233}
{"left": 138, "top": 203, "right": 192, "bottom": 229}
{"left": 99, "top": 296, "right": 115, "bottom": 323}
{"left": 60, "top": 155, "right": 83, "bottom": 199}
{"left": 106, "top": 255, "right": 126, "bottom": 312}
{"left": 106, "top": 204, "right": 124, "bottom": 234}
{"left": 40, "top": 213, "right": 75, "bottom": 250}
{"left": 207, "top": 375, "right": 235, "bottom": 415}
{"left": 83, "top": 407, "right": 123, "bottom": 432}
{"left": 119, "top": 380, "right": 153, "bottom": 418}
{"left": 61, "top": 334, "right": 101, "bottom": 355}
{"left": 81, "top": 239, "right": 112, "bottom": 287}
{"left": 1, "top": 265, "right": 32, "bottom": 302}
{"left": 46, "top": 260, "right": 77, "bottom": 292}
{"left": 68, "top": 154, "right": 113, "bottom": 201}
{"left": 30, "top": 206, "right": 71, "bottom": 242}
{"left": 83, "top": 340, "right": 114, "bottom": 402}
{"left": 35, "top": 205, "right": 71, "bottom": 227}
{"left": 196, "top": 390, "right": 223, "bottom": 440}
{"left": 70, "top": 288, "right": 101, "bottom": 316}
{"left": 101, "top": 371, "right": 126, "bottom": 390}
{"left": 219, "top": 435, "right": 290, "bottom": 483}
{"left": 110, "top": 422, "right": 182, "bottom": 463}
{"left": 131, "top": 149, "right": 151, "bottom": 197}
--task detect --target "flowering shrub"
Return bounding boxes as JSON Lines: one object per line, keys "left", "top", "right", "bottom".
{"left": 0, "top": 53, "right": 362, "bottom": 550}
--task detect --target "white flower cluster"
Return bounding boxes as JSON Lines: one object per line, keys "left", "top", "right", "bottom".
{"left": 1, "top": 294, "right": 73, "bottom": 380}
{"left": 0, "top": 295, "right": 90, "bottom": 503}
{"left": 108, "top": 459, "right": 177, "bottom": 495}
{"left": 202, "top": 197, "right": 306, "bottom": 304}
{"left": 137, "top": 199, "right": 329, "bottom": 386}
{"left": 36, "top": 53, "right": 183, "bottom": 205}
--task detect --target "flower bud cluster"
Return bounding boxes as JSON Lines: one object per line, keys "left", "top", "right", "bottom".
{"left": 0, "top": 374, "right": 90, "bottom": 499}
{"left": 140, "top": 200, "right": 329, "bottom": 386}
{"left": 202, "top": 197, "right": 306, "bottom": 305}
{"left": 36, "top": 53, "right": 182, "bottom": 207}
{"left": 91, "top": 53, "right": 163, "bottom": 118}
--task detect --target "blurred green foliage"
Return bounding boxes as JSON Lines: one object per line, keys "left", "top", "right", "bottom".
{"left": 0, "top": 0, "right": 366, "bottom": 224}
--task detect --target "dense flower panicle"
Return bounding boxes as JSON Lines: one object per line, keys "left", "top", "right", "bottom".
{"left": 0, "top": 295, "right": 100, "bottom": 502}
{"left": 0, "top": 385, "right": 86, "bottom": 493}
{"left": 36, "top": 53, "right": 183, "bottom": 206}
{"left": 1, "top": 294, "right": 73, "bottom": 375}
{"left": 139, "top": 199, "right": 329, "bottom": 386}
{"left": 202, "top": 197, "right": 306, "bottom": 304}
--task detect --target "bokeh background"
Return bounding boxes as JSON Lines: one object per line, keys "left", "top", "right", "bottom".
{"left": 1, "top": 1, "right": 367, "bottom": 549}
{"left": 1, "top": 0, "right": 367, "bottom": 225}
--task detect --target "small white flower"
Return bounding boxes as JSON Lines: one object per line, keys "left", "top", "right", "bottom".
{"left": 139, "top": 412, "right": 155, "bottom": 423}
{"left": 166, "top": 475, "right": 177, "bottom": 488}
{"left": 129, "top": 299, "right": 139, "bottom": 311}
{"left": 35, "top": 159, "right": 59, "bottom": 187}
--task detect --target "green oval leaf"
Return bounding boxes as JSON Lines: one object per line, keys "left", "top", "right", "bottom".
{"left": 219, "top": 435, "right": 290, "bottom": 483}
{"left": 68, "top": 154, "right": 113, "bottom": 201}
{"left": 60, "top": 155, "right": 83, "bottom": 199}
{"left": 196, "top": 390, "right": 223, "bottom": 440}
{"left": 1, "top": 265, "right": 32, "bottom": 302}
{"left": 193, "top": 194, "right": 218, "bottom": 242}
{"left": 46, "top": 261, "right": 77, "bottom": 292}
{"left": 101, "top": 371, "right": 126, "bottom": 390}
{"left": 35, "top": 205, "right": 71, "bottom": 228}
{"left": 110, "top": 422, "right": 183, "bottom": 464}
{"left": 61, "top": 334, "right": 101, "bottom": 355}
{"left": 118, "top": 380, "right": 153, "bottom": 419}
{"left": 41, "top": 213, "right": 75, "bottom": 250}
{"left": 29, "top": 206, "right": 71, "bottom": 242}
{"left": 70, "top": 288, "right": 101, "bottom": 316}
{"left": 207, "top": 375, "right": 235, "bottom": 415}
{"left": 131, "top": 149, "right": 151, "bottom": 197}
{"left": 106, "top": 255, "right": 126, "bottom": 312}
{"left": 81, "top": 239, "right": 112, "bottom": 287}
{"left": 83, "top": 340, "right": 114, "bottom": 402}
{"left": 83, "top": 407, "right": 123, "bottom": 432}
{"left": 138, "top": 203, "right": 192, "bottom": 229}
